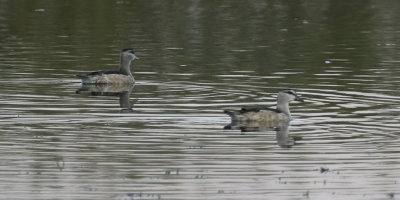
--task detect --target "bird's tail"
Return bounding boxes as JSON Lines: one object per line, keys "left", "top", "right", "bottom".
{"left": 223, "top": 110, "right": 238, "bottom": 120}
{"left": 76, "top": 74, "right": 89, "bottom": 79}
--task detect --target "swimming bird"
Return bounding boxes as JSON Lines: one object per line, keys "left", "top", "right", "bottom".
{"left": 224, "top": 89, "right": 304, "bottom": 123}
{"left": 77, "top": 48, "right": 138, "bottom": 84}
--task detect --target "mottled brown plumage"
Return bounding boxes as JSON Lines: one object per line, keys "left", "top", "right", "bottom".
{"left": 224, "top": 89, "right": 304, "bottom": 123}
{"left": 77, "top": 48, "right": 138, "bottom": 84}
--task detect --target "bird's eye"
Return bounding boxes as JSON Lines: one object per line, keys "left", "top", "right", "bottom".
{"left": 285, "top": 90, "right": 295, "bottom": 95}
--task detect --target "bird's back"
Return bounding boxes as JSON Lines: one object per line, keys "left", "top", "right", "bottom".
{"left": 224, "top": 107, "right": 289, "bottom": 122}
{"left": 77, "top": 70, "right": 134, "bottom": 84}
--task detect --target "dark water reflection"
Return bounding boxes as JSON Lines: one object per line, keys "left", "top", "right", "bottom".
{"left": 76, "top": 84, "right": 135, "bottom": 113}
{"left": 1, "top": 1, "right": 400, "bottom": 200}
{"left": 225, "top": 120, "right": 299, "bottom": 148}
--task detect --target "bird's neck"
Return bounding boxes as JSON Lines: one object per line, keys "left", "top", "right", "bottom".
{"left": 277, "top": 99, "right": 291, "bottom": 117}
{"left": 120, "top": 58, "right": 132, "bottom": 76}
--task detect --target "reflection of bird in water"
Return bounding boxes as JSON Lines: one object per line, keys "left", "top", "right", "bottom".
{"left": 224, "top": 89, "right": 304, "bottom": 148}
{"left": 274, "top": 124, "right": 302, "bottom": 148}
{"left": 224, "top": 89, "right": 304, "bottom": 123}
{"left": 224, "top": 121, "right": 302, "bottom": 148}
{"left": 76, "top": 48, "right": 138, "bottom": 84}
{"left": 76, "top": 84, "right": 135, "bottom": 113}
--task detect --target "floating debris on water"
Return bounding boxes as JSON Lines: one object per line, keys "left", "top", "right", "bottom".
{"left": 387, "top": 193, "right": 395, "bottom": 199}
{"left": 195, "top": 174, "right": 204, "bottom": 179}
{"left": 302, "top": 190, "right": 309, "bottom": 198}
{"left": 119, "top": 193, "right": 161, "bottom": 200}
{"left": 320, "top": 167, "right": 330, "bottom": 173}
{"left": 165, "top": 169, "right": 179, "bottom": 175}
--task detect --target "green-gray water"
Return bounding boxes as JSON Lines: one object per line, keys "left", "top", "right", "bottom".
{"left": 1, "top": 1, "right": 400, "bottom": 199}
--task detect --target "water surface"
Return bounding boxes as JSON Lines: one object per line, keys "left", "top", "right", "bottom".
{"left": 1, "top": 1, "right": 400, "bottom": 200}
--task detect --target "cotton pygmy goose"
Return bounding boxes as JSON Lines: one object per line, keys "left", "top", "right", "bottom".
{"left": 224, "top": 89, "right": 304, "bottom": 122}
{"left": 77, "top": 48, "right": 138, "bottom": 84}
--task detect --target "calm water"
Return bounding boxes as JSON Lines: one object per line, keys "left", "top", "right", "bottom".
{"left": 1, "top": 1, "right": 400, "bottom": 199}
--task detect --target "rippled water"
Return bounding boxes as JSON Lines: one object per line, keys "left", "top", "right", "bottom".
{"left": 1, "top": 1, "right": 400, "bottom": 200}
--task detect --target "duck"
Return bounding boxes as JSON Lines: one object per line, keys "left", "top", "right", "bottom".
{"left": 224, "top": 89, "right": 304, "bottom": 123}
{"left": 77, "top": 48, "right": 138, "bottom": 84}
